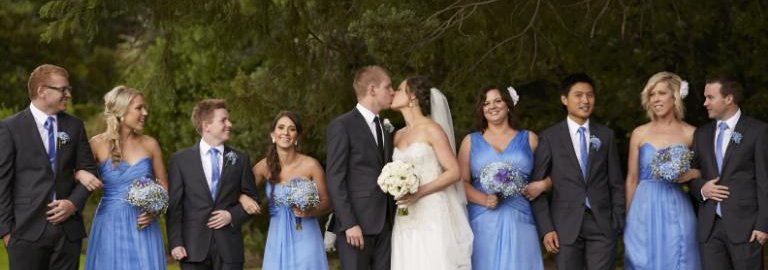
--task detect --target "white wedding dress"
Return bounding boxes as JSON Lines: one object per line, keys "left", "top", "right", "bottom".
{"left": 391, "top": 142, "right": 473, "bottom": 270}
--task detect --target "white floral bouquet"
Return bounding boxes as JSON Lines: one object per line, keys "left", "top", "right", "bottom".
{"left": 285, "top": 177, "right": 321, "bottom": 230}
{"left": 126, "top": 176, "right": 168, "bottom": 230}
{"left": 650, "top": 144, "right": 694, "bottom": 182}
{"left": 478, "top": 162, "right": 527, "bottom": 198}
{"left": 377, "top": 160, "right": 420, "bottom": 216}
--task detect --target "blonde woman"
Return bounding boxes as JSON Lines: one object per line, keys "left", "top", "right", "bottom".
{"left": 80, "top": 86, "right": 167, "bottom": 269}
{"left": 623, "top": 72, "right": 700, "bottom": 269}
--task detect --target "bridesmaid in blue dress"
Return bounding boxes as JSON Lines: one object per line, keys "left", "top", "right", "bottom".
{"left": 239, "top": 111, "right": 330, "bottom": 269}
{"left": 79, "top": 86, "right": 167, "bottom": 269}
{"left": 624, "top": 72, "right": 701, "bottom": 270}
{"left": 458, "top": 86, "right": 545, "bottom": 270}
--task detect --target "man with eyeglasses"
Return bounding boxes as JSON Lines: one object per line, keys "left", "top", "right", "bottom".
{"left": 0, "top": 64, "right": 99, "bottom": 270}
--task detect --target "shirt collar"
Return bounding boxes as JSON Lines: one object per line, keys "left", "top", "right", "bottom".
{"left": 356, "top": 103, "right": 378, "bottom": 124}
{"left": 200, "top": 138, "right": 224, "bottom": 156}
{"left": 566, "top": 116, "right": 590, "bottom": 135}
{"left": 29, "top": 102, "right": 57, "bottom": 127}
{"left": 718, "top": 109, "right": 741, "bottom": 130}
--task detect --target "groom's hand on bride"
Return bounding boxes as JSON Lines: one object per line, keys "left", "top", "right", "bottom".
{"left": 207, "top": 210, "right": 232, "bottom": 229}
{"left": 346, "top": 225, "right": 364, "bottom": 250}
{"left": 46, "top": 199, "right": 76, "bottom": 224}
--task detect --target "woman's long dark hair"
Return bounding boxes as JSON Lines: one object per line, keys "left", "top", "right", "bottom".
{"left": 265, "top": 110, "right": 302, "bottom": 200}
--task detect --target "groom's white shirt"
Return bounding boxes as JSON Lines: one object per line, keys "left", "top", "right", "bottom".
{"left": 29, "top": 102, "right": 58, "bottom": 155}
{"left": 356, "top": 103, "right": 385, "bottom": 148}
{"left": 199, "top": 139, "right": 224, "bottom": 191}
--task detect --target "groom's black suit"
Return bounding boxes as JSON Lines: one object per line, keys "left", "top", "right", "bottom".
{"left": 166, "top": 143, "right": 259, "bottom": 270}
{"left": 326, "top": 108, "right": 395, "bottom": 270}
{"left": 0, "top": 109, "right": 97, "bottom": 270}
{"left": 531, "top": 120, "right": 625, "bottom": 270}
{"left": 690, "top": 114, "right": 768, "bottom": 269}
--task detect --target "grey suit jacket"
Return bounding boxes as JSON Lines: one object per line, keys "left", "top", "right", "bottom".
{"left": 531, "top": 120, "right": 625, "bottom": 244}
{"left": 166, "top": 143, "right": 258, "bottom": 263}
{"left": 690, "top": 115, "right": 768, "bottom": 243}
{"left": 0, "top": 109, "right": 96, "bottom": 241}
{"left": 325, "top": 108, "right": 395, "bottom": 235}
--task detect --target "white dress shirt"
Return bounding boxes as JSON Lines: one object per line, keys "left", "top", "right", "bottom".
{"left": 356, "top": 103, "right": 385, "bottom": 147}
{"left": 29, "top": 103, "right": 58, "bottom": 155}
{"left": 566, "top": 116, "right": 591, "bottom": 166}
{"left": 199, "top": 139, "right": 224, "bottom": 190}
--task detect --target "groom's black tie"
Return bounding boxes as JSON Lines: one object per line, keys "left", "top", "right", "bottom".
{"left": 374, "top": 116, "right": 385, "bottom": 161}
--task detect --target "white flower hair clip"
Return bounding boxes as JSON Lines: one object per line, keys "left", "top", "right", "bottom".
{"left": 507, "top": 86, "right": 520, "bottom": 106}
{"left": 680, "top": 80, "right": 689, "bottom": 99}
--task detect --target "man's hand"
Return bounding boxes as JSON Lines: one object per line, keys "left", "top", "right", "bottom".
{"left": 543, "top": 231, "right": 560, "bottom": 254}
{"left": 170, "top": 246, "right": 188, "bottom": 261}
{"left": 46, "top": 199, "right": 76, "bottom": 224}
{"left": 2, "top": 234, "right": 9, "bottom": 246}
{"left": 238, "top": 194, "right": 261, "bottom": 215}
{"left": 75, "top": 169, "right": 103, "bottom": 191}
{"left": 702, "top": 177, "right": 730, "bottom": 201}
{"left": 207, "top": 210, "right": 232, "bottom": 229}
{"left": 345, "top": 225, "right": 365, "bottom": 250}
{"left": 750, "top": 230, "right": 768, "bottom": 245}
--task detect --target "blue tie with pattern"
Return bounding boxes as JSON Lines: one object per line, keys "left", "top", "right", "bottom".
{"left": 209, "top": 148, "right": 220, "bottom": 200}
{"left": 45, "top": 116, "right": 57, "bottom": 200}
{"left": 714, "top": 122, "right": 728, "bottom": 217}
{"left": 578, "top": 126, "right": 591, "bottom": 209}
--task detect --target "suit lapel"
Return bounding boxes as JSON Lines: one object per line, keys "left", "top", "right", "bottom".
{"left": 351, "top": 109, "right": 384, "bottom": 165}
{"left": 191, "top": 143, "right": 214, "bottom": 203}
{"left": 586, "top": 123, "right": 600, "bottom": 183}
{"left": 54, "top": 113, "right": 68, "bottom": 174}
{"left": 721, "top": 117, "right": 746, "bottom": 175}
{"left": 21, "top": 109, "right": 50, "bottom": 166}
{"left": 558, "top": 121, "right": 585, "bottom": 184}
{"left": 215, "top": 146, "right": 235, "bottom": 204}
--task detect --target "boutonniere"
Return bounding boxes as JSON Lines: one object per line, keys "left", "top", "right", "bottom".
{"left": 589, "top": 135, "right": 601, "bottom": 151}
{"left": 382, "top": 118, "right": 394, "bottom": 133}
{"left": 225, "top": 151, "right": 238, "bottom": 166}
{"left": 730, "top": 132, "right": 743, "bottom": 145}
{"left": 57, "top": 132, "right": 70, "bottom": 149}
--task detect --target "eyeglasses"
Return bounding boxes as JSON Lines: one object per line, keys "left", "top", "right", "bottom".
{"left": 43, "top": 85, "right": 73, "bottom": 94}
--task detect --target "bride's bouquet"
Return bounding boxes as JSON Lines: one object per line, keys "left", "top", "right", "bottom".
{"left": 285, "top": 177, "right": 321, "bottom": 230}
{"left": 126, "top": 176, "right": 169, "bottom": 230}
{"left": 650, "top": 144, "right": 695, "bottom": 182}
{"left": 478, "top": 162, "right": 527, "bottom": 198}
{"left": 377, "top": 160, "right": 421, "bottom": 216}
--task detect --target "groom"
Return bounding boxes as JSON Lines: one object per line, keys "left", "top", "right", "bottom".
{"left": 166, "top": 99, "right": 259, "bottom": 270}
{"left": 690, "top": 76, "right": 768, "bottom": 270}
{"left": 531, "top": 73, "right": 625, "bottom": 270}
{"left": 0, "top": 64, "right": 98, "bottom": 270}
{"left": 326, "top": 65, "right": 395, "bottom": 270}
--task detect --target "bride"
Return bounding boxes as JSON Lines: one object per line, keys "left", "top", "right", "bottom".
{"left": 390, "top": 75, "right": 473, "bottom": 269}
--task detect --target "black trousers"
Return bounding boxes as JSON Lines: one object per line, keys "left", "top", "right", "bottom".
{"left": 7, "top": 223, "right": 82, "bottom": 270}
{"left": 556, "top": 209, "right": 617, "bottom": 270}
{"left": 180, "top": 238, "right": 243, "bottom": 270}
{"left": 701, "top": 218, "right": 764, "bottom": 270}
{"left": 337, "top": 221, "right": 392, "bottom": 270}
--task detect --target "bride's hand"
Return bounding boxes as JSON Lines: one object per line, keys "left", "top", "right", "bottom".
{"left": 75, "top": 170, "right": 103, "bottom": 191}
{"left": 396, "top": 192, "right": 422, "bottom": 206}
{"left": 676, "top": 169, "right": 701, "bottom": 184}
{"left": 137, "top": 212, "right": 154, "bottom": 229}
{"left": 484, "top": 194, "right": 499, "bottom": 209}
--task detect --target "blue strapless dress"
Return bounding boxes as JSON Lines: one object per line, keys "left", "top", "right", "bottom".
{"left": 624, "top": 144, "right": 701, "bottom": 270}
{"left": 262, "top": 181, "right": 328, "bottom": 270}
{"left": 467, "top": 131, "right": 544, "bottom": 270}
{"left": 84, "top": 157, "right": 166, "bottom": 270}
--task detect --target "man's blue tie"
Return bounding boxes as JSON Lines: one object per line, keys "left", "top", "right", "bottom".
{"left": 578, "top": 126, "right": 591, "bottom": 209}
{"left": 209, "top": 148, "right": 220, "bottom": 200}
{"left": 715, "top": 122, "right": 728, "bottom": 217}
{"left": 45, "top": 116, "right": 57, "bottom": 201}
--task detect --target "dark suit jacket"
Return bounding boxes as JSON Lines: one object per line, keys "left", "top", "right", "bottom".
{"left": 326, "top": 109, "right": 394, "bottom": 235}
{"left": 166, "top": 143, "right": 258, "bottom": 263}
{"left": 0, "top": 109, "right": 96, "bottom": 241}
{"left": 690, "top": 115, "right": 768, "bottom": 243}
{"left": 531, "top": 120, "right": 625, "bottom": 244}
